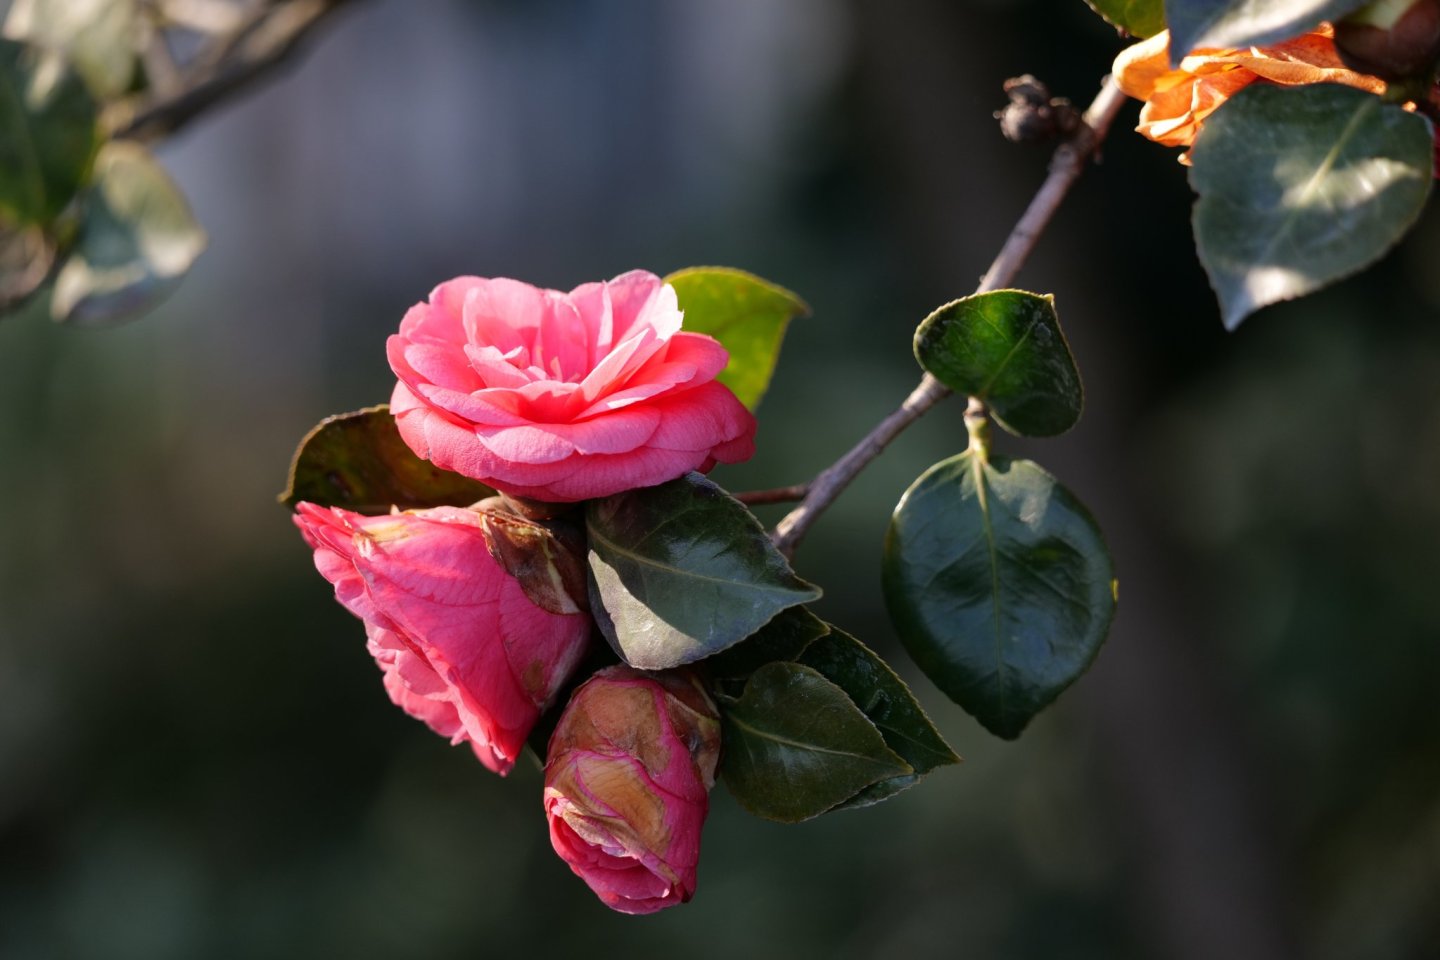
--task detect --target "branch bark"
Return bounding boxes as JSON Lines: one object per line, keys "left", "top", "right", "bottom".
{"left": 110, "top": 0, "right": 357, "bottom": 142}
{"left": 770, "top": 73, "right": 1128, "bottom": 556}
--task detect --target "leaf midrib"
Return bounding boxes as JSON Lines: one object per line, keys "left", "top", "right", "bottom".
{"left": 726, "top": 712, "right": 911, "bottom": 771}
{"left": 587, "top": 524, "right": 813, "bottom": 598}
{"left": 970, "top": 454, "right": 1008, "bottom": 726}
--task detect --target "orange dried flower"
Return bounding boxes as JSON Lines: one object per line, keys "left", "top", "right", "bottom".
{"left": 1113, "top": 25, "right": 1387, "bottom": 160}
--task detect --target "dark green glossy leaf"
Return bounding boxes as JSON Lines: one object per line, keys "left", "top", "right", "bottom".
{"left": 0, "top": 38, "right": 98, "bottom": 225}
{"left": 800, "top": 627, "right": 960, "bottom": 809}
{"left": 1164, "top": 0, "right": 1368, "bottom": 64}
{"left": 1189, "top": 84, "right": 1432, "bottom": 330}
{"left": 883, "top": 453, "right": 1117, "bottom": 740}
{"left": 50, "top": 141, "right": 206, "bottom": 325}
{"left": 719, "top": 661, "right": 911, "bottom": 823}
{"left": 280, "top": 405, "right": 496, "bottom": 513}
{"left": 5, "top": 0, "right": 139, "bottom": 99}
{"left": 665, "top": 266, "right": 809, "bottom": 410}
{"left": 913, "top": 289, "right": 1082, "bottom": 437}
{"left": 703, "top": 605, "right": 830, "bottom": 683}
{"left": 1084, "top": 0, "right": 1166, "bottom": 36}
{"left": 586, "top": 472, "right": 821, "bottom": 670}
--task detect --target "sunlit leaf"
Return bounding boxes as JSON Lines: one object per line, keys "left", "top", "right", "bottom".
{"left": 1164, "top": 0, "right": 1369, "bottom": 63}
{"left": 4, "top": 0, "right": 138, "bottom": 99}
{"left": 585, "top": 472, "right": 821, "bottom": 670}
{"left": 665, "top": 266, "right": 809, "bottom": 410}
{"left": 1189, "top": 84, "right": 1432, "bottom": 329}
{"left": 50, "top": 141, "right": 206, "bottom": 325}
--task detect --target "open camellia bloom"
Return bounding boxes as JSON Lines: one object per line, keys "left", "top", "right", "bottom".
{"left": 294, "top": 503, "right": 591, "bottom": 775}
{"left": 544, "top": 666, "right": 721, "bottom": 914}
{"left": 387, "top": 270, "right": 756, "bottom": 502}
{"left": 1114, "top": 26, "right": 1386, "bottom": 158}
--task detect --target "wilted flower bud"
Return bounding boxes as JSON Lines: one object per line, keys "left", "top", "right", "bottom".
{"left": 543, "top": 666, "right": 721, "bottom": 914}
{"left": 1336, "top": 0, "right": 1440, "bottom": 81}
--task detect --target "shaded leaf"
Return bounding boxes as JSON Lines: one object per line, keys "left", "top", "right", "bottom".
{"left": 665, "top": 266, "right": 809, "bottom": 410}
{"left": 0, "top": 38, "right": 98, "bottom": 225}
{"left": 719, "top": 661, "right": 911, "bottom": 823}
{"left": 280, "top": 405, "right": 496, "bottom": 513}
{"left": 799, "top": 627, "right": 960, "bottom": 808}
{"left": 702, "top": 605, "right": 830, "bottom": 683}
{"left": 1164, "top": 0, "right": 1368, "bottom": 63}
{"left": 1189, "top": 84, "right": 1432, "bottom": 329}
{"left": 50, "top": 141, "right": 206, "bottom": 325}
{"left": 913, "top": 289, "right": 1083, "bottom": 437}
{"left": 586, "top": 472, "right": 820, "bottom": 670}
{"left": 1084, "top": 0, "right": 1166, "bottom": 37}
{"left": 4, "top": 0, "right": 138, "bottom": 99}
{"left": 882, "top": 452, "right": 1117, "bottom": 740}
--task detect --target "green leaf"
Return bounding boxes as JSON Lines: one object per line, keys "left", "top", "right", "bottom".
{"left": 585, "top": 472, "right": 821, "bottom": 670}
{"left": 882, "top": 453, "right": 1117, "bottom": 740}
{"left": 1164, "top": 0, "right": 1370, "bottom": 64}
{"left": 0, "top": 38, "right": 99, "bottom": 225}
{"left": 799, "top": 627, "right": 960, "bottom": 809}
{"left": 664, "top": 266, "right": 809, "bottom": 410}
{"left": 280, "top": 405, "right": 496, "bottom": 513}
{"left": 4, "top": 0, "right": 139, "bottom": 99}
{"left": 703, "top": 605, "right": 831, "bottom": 683}
{"left": 913, "top": 289, "right": 1083, "bottom": 437}
{"left": 0, "top": 221, "right": 53, "bottom": 311}
{"left": 719, "top": 661, "right": 911, "bottom": 823}
{"left": 1189, "top": 84, "right": 1433, "bottom": 330}
{"left": 1084, "top": 0, "right": 1166, "bottom": 37}
{"left": 50, "top": 141, "right": 206, "bottom": 325}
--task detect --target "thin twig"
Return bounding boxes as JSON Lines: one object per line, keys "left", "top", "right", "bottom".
{"left": 771, "top": 74, "right": 1128, "bottom": 557}
{"left": 734, "top": 485, "right": 811, "bottom": 507}
{"left": 110, "top": 0, "right": 356, "bottom": 142}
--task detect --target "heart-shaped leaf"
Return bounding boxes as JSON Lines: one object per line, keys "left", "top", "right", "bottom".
{"left": 719, "top": 661, "right": 911, "bottom": 823}
{"left": 50, "top": 141, "right": 207, "bottom": 325}
{"left": 665, "top": 266, "right": 809, "bottom": 410}
{"left": 280, "top": 405, "right": 496, "bottom": 513}
{"left": 1189, "top": 84, "right": 1433, "bottom": 330}
{"left": 586, "top": 472, "right": 821, "bottom": 670}
{"left": 0, "top": 38, "right": 98, "bottom": 225}
{"left": 883, "top": 452, "right": 1117, "bottom": 739}
{"left": 1164, "top": 0, "right": 1368, "bottom": 64}
{"left": 1085, "top": 0, "right": 1166, "bottom": 37}
{"left": 913, "top": 289, "right": 1083, "bottom": 437}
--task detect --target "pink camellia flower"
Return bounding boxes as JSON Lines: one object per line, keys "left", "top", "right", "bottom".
{"left": 387, "top": 270, "right": 756, "bottom": 502}
{"left": 294, "top": 502, "right": 591, "bottom": 775}
{"left": 544, "top": 666, "right": 721, "bottom": 914}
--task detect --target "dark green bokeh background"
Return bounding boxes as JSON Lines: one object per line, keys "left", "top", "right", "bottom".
{"left": 2, "top": 1, "right": 1437, "bottom": 957}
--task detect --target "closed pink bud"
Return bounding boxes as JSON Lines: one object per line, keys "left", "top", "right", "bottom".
{"left": 543, "top": 666, "right": 721, "bottom": 914}
{"left": 294, "top": 503, "right": 591, "bottom": 775}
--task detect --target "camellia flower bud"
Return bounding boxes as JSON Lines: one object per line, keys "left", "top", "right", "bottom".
{"left": 294, "top": 503, "right": 592, "bottom": 775}
{"left": 543, "top": 666, "right": 721, "bottom": 914}
{"left": 1336, "top": 0, "right": 1440, "bottom": 81}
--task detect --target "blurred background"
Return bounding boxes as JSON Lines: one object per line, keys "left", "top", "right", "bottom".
{"left": 2, "top": 1, "right": 1438, "bottom": 957}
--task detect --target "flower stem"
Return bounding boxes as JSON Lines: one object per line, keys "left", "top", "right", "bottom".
{"left": 771, "top": 73, "right": 1128, "bottom": 557}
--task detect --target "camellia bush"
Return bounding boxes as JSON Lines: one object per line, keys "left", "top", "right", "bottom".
{"left": 5, "top": 0, "right": 1440, "bottom": 918}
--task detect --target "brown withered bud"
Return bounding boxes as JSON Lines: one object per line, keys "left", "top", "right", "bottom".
{"left": 1336, "top": 0, "right": 1440, "bottom": 82}
{"left": 996, "top": 74, "right": 1083, "bottom": 143}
